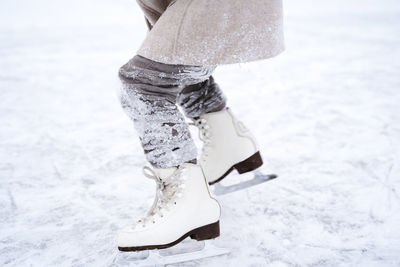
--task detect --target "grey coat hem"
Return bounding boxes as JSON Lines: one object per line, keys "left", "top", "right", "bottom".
{"left": 136, "top": 0, "right": 285, "bottom": 66}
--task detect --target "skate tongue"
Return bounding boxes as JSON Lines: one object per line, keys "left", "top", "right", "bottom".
{"left": 143, "top": 166, "right": 180, "bottom": 198}
{"left": 154, "top": 167, "right": 178, "bottom": 180}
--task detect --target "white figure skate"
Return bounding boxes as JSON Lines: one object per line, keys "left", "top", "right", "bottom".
{"left": 118, "top": 163, "right": 221, "bottom": 251}
{"left": 191, "top": 108, "right": 277, "bottom": 194}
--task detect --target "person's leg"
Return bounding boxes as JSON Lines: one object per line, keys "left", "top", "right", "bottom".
{"left": 118, "top": 55, "right": 214, "bottom": 168}
{"left": 177, "top": 74, "right": 262, "bottom": 185}
{"left": 177, "top": 76, "right": 227, "bottom": 119}
{"left": 117, "top": 55, "right": 221, "bottom": 251}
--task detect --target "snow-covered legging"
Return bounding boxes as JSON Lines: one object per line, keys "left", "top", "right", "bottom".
{"left": 118, "top": 55, "right": 226, "bottom": 168}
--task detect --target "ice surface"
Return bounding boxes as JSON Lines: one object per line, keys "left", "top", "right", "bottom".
{"left": 1, "top": 0, "right": 400, "bottom": 266}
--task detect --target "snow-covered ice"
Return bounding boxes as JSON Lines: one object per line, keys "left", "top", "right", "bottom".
{"left": 1, "top": 0, "right": 400, "bottom": 266}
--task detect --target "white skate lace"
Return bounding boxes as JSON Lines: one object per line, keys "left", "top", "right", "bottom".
{"left": 189, "top": 118, "right": 212, "bottom": 162}
{"left": 132, "top": 166, "right": 187, "bottom": 229}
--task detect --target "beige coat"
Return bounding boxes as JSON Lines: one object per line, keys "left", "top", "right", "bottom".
{"left": 136, "top": 0, "right": 284, "bottom": 66}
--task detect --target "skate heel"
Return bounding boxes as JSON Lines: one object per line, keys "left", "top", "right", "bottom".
{"left": 233, "top": 151, "right": 263, "bottom": 174}
{"left": 189, "top": 221, "right": 220, "bottom": 241}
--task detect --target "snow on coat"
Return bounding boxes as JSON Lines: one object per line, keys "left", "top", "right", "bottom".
{"left": 136, "top": 0, "right": 285, "bottom": 66}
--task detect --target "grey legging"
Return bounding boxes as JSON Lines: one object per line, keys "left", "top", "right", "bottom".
{"left": 118, "top": 55, "right": 226, "bottom": 168}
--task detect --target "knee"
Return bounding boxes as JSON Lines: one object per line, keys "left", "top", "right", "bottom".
{"left": 118, "top": 55, "right": 161, "bottom": 84}
{"left": 118, "top": 56, "right": 139, "bottom": 83}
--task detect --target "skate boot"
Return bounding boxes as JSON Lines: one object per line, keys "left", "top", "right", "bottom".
{"left": 117, "top": 163, "right": 221, "bottom": 251}
{"left": 191, "top": 108, "right": 263, "bottom": 185}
